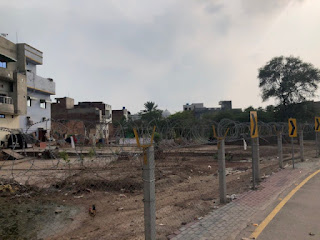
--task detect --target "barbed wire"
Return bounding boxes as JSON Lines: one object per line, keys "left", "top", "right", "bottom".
{"left": 0, "top": 117, "right": 318, "bottom": 239}
{"left": 0, "top": 118, "right": 317, "bottom": 169}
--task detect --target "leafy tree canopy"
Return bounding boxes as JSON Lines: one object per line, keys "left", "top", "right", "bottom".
{"left": 258, "top": 56, "right": 320, "bottom": 106}
{"left": 140, "top": 101, "right": 162, "bottom": 122}
{"left": 143, "top": 101, "right": 159, "bottom": 113}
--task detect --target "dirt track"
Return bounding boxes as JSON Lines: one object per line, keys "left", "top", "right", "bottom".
{"left": 0, "top": 142, "right": 316, "bottom": 240}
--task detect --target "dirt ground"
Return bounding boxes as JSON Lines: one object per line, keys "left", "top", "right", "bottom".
{"left": 0, "top": 141, "right": 317, "bottom": 240}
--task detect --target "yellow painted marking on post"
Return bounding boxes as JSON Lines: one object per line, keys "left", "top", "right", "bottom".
{"left": 150, "top": 126, "right": 156, "bottom": 145}
{"left": 224, "top": 128, "right": 230, "bottom": 139}
{"left": 212, "top": 126, "right": 229, "bottom": 149}
{"left": 133, "top": 126, "right": 156, "bottom": 165}
{"left": 288, "top": 118, "right": 297, "bottom": 137}
{"left": 273, "top": 126, "right": 277, "bottom": 133}
{"left": 143, "top": 149, "right": 147, "bottom": 165}
{"left": 212, "top": 126, "right": 229, "bottom": 140}
{"left": 133, "top": 128, "right": 141, "bottom": 148}
{"left": 212, "top": 125, "right": 217, "bottom": 139}
{"left": 315, "top": 117, "right": 320, "bottom": 132}
{"left": 250, "top": 111, "right": 258, "bottom": 138}
{"left": 250, "top": 169, "right": 320, "bottom": 239}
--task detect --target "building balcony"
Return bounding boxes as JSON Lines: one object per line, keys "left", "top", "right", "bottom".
{"left": 0, "top": 96, "right": 14, "bottom": 114}
{"left": 24, "top": 44, "right": 43, "bottom": 65}
{"left": 26, "top": 72, "right": 55, "bottom": 95}
{"left": 0, "top": 68, "right": 13, "bottom": 81}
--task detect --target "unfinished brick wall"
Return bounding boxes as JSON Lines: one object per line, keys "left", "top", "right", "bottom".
{"left": 51, "top": 120, "right": 85, "bottom": 140}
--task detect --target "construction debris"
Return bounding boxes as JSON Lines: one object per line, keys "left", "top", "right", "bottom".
{"left": 225, "top": 168, "right": 246, "bottom": 176}
{"left": 2, "top": 149, "right": 24, "bottom": 160}
{"left": 55, "top": 209, "right": 63, "bottom": 214}
{"left": 226, "top": 194, "right": 237, "bottom": 201}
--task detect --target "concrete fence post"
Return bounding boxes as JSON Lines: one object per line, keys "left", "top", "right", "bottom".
{"left": 291, "top": 137, "right": 295, "bottom": 169}
{"left": 218, "top": 139, "right": 226, "bottom": 204}
{"left": 277, "top": 132, "right": 283, "bottom": 168}
{"left": 299, "top": 130, "right": 304, "bottom": 162}
{"left": 143, "top": 146, "right": 156, "bottom": 240}
{"left": 316, "top": 132, "right": 320, "bottom": 157}
{"left": 251, "top": 137, "right": 260, "bottom": 183}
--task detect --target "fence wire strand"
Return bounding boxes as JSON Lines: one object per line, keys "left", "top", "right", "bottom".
{"left": 0, "top": 118, "right": 318, "bottom": 239}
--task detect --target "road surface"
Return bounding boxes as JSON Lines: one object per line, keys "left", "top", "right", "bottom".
{"left": 257, "top": 172, "right": 320, "bottom": 240}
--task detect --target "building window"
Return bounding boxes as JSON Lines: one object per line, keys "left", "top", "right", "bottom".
{"left": 0, "top": 94, "right": 5, "bottom": 103}
{"left": 27, "top": 97, "right": 32, "bottom": 107}
{"left": 0, "top": 62, "right": 7, "bottom": 68}
{"left": 40, "top": 99, "right": 46, "bottom": 109}
{"left": 0, "top": 114, "right": 5, "bottom": 118}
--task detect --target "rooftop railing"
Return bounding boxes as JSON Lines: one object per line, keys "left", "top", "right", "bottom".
{"left": 0, "top": 96, "right": 13, "bottom": 105}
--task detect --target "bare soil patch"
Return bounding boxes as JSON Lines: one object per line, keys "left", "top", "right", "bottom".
{"left": 0, "top": 142, "right": 316, "bottom": 240}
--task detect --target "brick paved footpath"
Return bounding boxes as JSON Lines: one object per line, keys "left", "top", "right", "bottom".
{"left": 169, "top": 165, "right": 314, "bottom": 240}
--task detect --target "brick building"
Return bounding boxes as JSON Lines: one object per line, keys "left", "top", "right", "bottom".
{"left": 51, "top": 97, "right": 111, "bottom": 142}
{"left": 112, "top": 107, "right": 129, "bottom": 123}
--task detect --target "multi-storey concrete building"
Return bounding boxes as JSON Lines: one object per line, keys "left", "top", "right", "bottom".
{"left": 0, "top": 36, "right": 55, "bottom": 143}
{"left": 183, "top": 103, "right": 207, "bottom": 111}
{"left": 183, "top": 101, "right": 238, "bottom": 118}
{"left": 21, "top": 45, "right": 55, "bottom": 141}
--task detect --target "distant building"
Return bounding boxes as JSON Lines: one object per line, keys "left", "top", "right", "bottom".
{"left": 130, "top": 114, "right": 141, "bottom": 121}
{"left": 183, "top": 103, "right": 205, "bottom": 111}
{"left": 112, "top": 107, "right": 129, "bottom": 123}
{"left": 51, "top": 97, "right": 111, "bottom": 142}
{"left": 219, "top": 101, "right": 232, "bottom": 111}
{"left": 76, "top": 101, "right": 112, "bottom": 123}
{"left": 0, "top": 36, "right": 55, "bottom": 143}
{"left": 162, "top": 109, "right": 171, "bottom": 118}
{"left": 183, "top": 101, "right": 237, "bottom": 118}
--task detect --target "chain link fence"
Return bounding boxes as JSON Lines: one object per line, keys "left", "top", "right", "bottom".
{"left": 0, "top": 118, "right": 319, "bottom": 239}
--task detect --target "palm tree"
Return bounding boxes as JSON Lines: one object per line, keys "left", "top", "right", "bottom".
{"left": 144, "top": 101, "right": 158, "bottom": 112}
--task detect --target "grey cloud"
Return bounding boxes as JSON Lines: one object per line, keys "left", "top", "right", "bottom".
{"left": 205, "top": 3, "right": 224, "bottom": 14}
{"left": 241, "top": 0, "right": 304, "bottom": 16}
{"left": 0, "top": 0, "right": 316, "bottom": 113}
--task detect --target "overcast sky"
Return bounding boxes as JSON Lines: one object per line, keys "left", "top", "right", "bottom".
{"left": 1, "top": 0, "right": 320, "bottom": 113}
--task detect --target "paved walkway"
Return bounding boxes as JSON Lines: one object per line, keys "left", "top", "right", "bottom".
{"left": 169, "top": 161, "right": 318, "bottom": 240}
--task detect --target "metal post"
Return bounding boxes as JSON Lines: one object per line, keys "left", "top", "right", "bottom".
{"left": 143, "top": 146, "right": 156, "bottom": 240}
{"left": 277, "top": 132, "right": 283, "bottom": 168}
{"left": 299, "top": 130, "right": 304, "bottom": 162}
{"left": 291, "top": 137, "right": 295, "bottom": 169}
{"left": 316, "top": 132, "right": 320, "bottom": 157}
{"left": 251, "top": 138, "right": 255, "bottom": 190}
{"left": 218, "top": 139, "right": 226, "bottom": 203}
{"left": 252, "top": 137, "right": 260, "bottom": 183}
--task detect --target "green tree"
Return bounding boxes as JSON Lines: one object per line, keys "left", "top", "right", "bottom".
{"left": 258, "top": 56, "right": 320, "bottom": 106}
{"left": 265, "top": 105, "right": 275, "bottom": 113}
{"left": 140, "top": 101, "right": 162, "bottom": 122}
{"left": 244, "top": 106, "right": 255, "bottom": 112}
{"left": 143, "top": 101, "right": 158, "bottom": 112}
{"left": 168, "top": 111, "right": 195, "bottom": 124}
{"left": 202, "top": 110, "right": 235, "bottom": 122}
